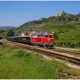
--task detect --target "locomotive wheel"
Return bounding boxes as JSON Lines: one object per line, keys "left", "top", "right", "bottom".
{"left": 43, "top": 44, "right": 46, "bottom": 48}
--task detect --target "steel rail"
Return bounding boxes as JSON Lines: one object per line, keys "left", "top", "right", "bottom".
{"left": 9, "top": 41, "right": 80, "bottom": 66}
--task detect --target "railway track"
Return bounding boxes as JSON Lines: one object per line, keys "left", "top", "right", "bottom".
{"left": 8, "top": 41, "right": 80, "bottom": 66}
{"left": 51, "top": 48, "right": 80, "bottom": 57}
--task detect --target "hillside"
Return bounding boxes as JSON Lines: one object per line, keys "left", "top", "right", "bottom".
{"left": 14, "top": 11, "right": 80, "bottom": 48}
{"left": 16, "top": 11, "right": 80, "bottom": 31}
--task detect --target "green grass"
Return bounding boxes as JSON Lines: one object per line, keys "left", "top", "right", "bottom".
{"left": 0, "top": 44, "right": 80, "bottom": 79}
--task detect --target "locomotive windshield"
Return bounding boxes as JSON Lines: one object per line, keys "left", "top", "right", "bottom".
{"left": 49, "top": 35, "right": 53, "bottom": 38}
{"left": 45, "top": 35, "right": 48, "bottom": 38}
{"left": 45, "top": 34, "right": 53, "bottom": 38}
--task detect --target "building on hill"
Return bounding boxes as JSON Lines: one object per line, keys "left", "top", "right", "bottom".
{"left": 57, "top": 10, "right": 65, "bottom": 16}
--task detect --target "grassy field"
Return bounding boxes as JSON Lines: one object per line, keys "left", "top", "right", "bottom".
{"left": 0, "top": 43, "right": 80, "bottom": 79}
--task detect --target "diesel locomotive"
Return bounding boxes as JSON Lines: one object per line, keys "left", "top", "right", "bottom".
{"left": 8, "top": 32, "right": 55, "bottom": 48}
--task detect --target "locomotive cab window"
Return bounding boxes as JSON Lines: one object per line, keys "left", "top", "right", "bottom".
{"left": 45, "top": 35, "right": 48, "bottom": 38}
{"left": 49, "top": 35, "right": 53, "bottom": 38}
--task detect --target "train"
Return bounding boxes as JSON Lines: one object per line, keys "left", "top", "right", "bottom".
{"left": 8, "top": 31, "right": 55, "bottom": 48}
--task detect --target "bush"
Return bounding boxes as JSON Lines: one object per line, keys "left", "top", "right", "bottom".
{"left": 0, "top": 53, "right": 1, "bottom": 57}
{"left": 0, "top": 42, "right": 3, "bottom": 46}
{"left": 55, "top": 41, "right": 80, "bottom": 48}
{"left": 16, "top": 50, "right": 30, "bottom": 57}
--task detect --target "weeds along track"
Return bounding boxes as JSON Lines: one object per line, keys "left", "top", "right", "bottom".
{"left": 8, "top": 41, "right": 80, "bottom": 66}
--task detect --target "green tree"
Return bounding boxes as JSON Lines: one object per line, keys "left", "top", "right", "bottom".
{"left": 7, "top": 29, "right": 15, "bottom": 37}
{"left": 54, "top": 32, "right": 58, "bottom": 40}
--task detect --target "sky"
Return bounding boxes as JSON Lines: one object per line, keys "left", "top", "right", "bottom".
{"left": 0, "top": 1, "right": 80, "bottom": 27}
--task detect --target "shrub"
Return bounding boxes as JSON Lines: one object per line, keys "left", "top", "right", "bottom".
{"left": 55, "top": 41, "right": 80, "bottom": 48}
{"left": 0, "top": 53, "right": 1, "bottom": 57}
{"left": 16, "top": 50, "right": 30, "bottom": 57}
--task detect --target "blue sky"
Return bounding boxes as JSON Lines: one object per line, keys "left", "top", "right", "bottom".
{"left": 0, "top": 1, "right": 80, "bottom": 27}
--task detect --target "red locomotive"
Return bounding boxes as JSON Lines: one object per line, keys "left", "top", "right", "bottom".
{"left": 9, "top": 31, "right": 55, "bottom": 48}
{"left": 31, "top": 32, "right": 54, "bottom": 48}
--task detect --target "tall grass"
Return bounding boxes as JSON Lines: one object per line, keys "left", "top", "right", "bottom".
{"left": 0, "top": 44, "right": 80, "bottom": 79}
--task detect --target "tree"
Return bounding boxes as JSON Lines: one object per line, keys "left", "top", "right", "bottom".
{"left": 54, "top": 32, "right": 58, "bottom": 40}
{"left": 7, "top": 29, "right": 15, "bottom": 37}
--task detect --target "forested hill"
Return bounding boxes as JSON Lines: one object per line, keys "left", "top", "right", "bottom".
{"left": 16, "top": 10, "right": 80, "bottom": 32}
{"left": 14, "top": 11, "right": 80, "bottom": 48}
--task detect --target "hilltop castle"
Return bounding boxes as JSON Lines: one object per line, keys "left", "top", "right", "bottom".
{"left": 57, "top": 10, "right": 65, "bottom": 16}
